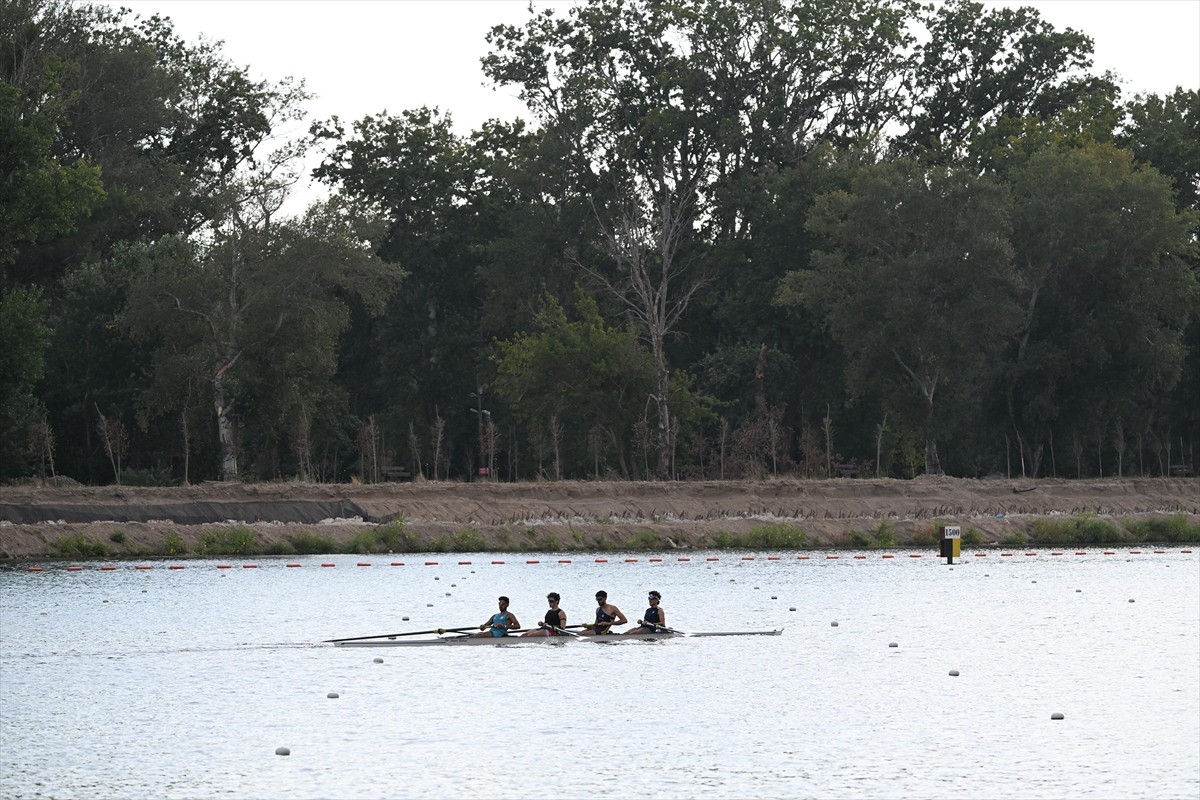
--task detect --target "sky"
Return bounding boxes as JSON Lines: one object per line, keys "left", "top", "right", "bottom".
{"left": 100, "top": 0, "right": 1200, "bottom": 209}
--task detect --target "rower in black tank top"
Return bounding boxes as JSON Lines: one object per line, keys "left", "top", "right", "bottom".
{"left": 643, "top": 604, "right": 663, "bottom": 627}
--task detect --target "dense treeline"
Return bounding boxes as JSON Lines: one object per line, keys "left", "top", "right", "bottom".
{"left": 2, "top": 0, "right": 1197, "bottom": 485}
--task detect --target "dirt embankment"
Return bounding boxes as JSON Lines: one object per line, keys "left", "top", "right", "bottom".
{"left": 1, "top": 477, "right": 1196, "bottom": 560}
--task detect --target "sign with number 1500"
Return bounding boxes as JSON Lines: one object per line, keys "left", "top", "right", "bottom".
{"left": 944, "top": 525, "right": 961, "bottom": 539}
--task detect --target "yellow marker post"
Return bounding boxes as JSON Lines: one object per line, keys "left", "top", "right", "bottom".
{"left": 939, "top": 524, "right": 961, "bottom": 564}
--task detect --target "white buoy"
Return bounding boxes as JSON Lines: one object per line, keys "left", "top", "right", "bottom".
{"left": 1051, "top": 712, "right": 1065, "bottom": 720}
{"left": 373, "top": 657, "right": 383, "bottom": 664}
{"left": 327, "top": 692, "right": 339, "bottom": 698}
{"left": 276, "top": 747, "right": 291, "bottom": 756}
{"left": 949, "top": 670, "right": 959, "bottom": 676}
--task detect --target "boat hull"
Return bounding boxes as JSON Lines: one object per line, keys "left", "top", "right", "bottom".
{"left": 334, "top": 629, "right": 783, "bottom": 647}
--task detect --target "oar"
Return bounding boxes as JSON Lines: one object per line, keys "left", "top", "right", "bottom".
{"left": 642, "top": 622, "right": 684, "bottom": 635}
{"left": 551, "top": 625, "right": 586, "bottom": 638}
{"left": 324, "top": 626, "right": 477, "bottom": 643}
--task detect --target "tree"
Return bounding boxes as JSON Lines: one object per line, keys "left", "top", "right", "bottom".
{"left": 0, "top": 1, "right": 104, "bottom": 274}
{"left": 121, "top": 192, "right": 404, "bottom": 481}
{"left": 314, "top": 107, "right": 489, "bottom": 474}
{"left": 1119, "top": 88, "right": 1200, "bottom": 211}
{"left": 899, "top": 0, "right": 1116, "bottom": 167}
{"left": 5, "top": 2, "right": 308, "bottom": 287}
{"left": 0, "top": 285, "right": 51, "bottom": 478}
{"left": 492, "top": 291, "right": 657, "bottom": 478}
{"left": 1001, "top": 141, "right": 1198, "bottom": 475}
{"left": 776, "top": 155, "right": 1020, "bottom": 474}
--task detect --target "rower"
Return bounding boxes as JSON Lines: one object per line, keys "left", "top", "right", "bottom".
{"left": 522, "top": 592, "right": 567, "bottom": 637}
{"left": 473, "top": 596, "right": 521, "bottom": 637}
{"left": 579, "top": 590, "right": 627, "bottom": 635}
{"left": 625, "top": 590, "right": 666, "bottom": 634}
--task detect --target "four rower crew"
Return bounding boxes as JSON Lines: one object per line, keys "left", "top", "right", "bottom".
{"left": 469, "top": 590, "right": 665, "bottom": 638}
{"left": 474, "top": 595, "right": 521, "bottom": 637}
{"left": 625, "top": 590, "right": 666, "bottom": 635}
{"left": 579, "top": 590, "right": 628, "bottom": 635}
{"left": 522, "top": 592, "right": 567, "bottom": 637}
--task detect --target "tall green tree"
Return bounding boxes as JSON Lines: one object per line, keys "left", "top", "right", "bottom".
{"left": 0, "top": 285, "right": 51, "bottom": 478}
{"left": 6, "top": 1, "right": 308, "bottom": 288}
{"left": 492, "top": 291, "right": 657, "bottom": 478}
{"left": 1001, "top": 141, "right": 1198, "bottom": 476}
{"left": 776, "top": 155, "right": 1019, "bottom": 474}
{"left": 1119, "top": 88, "right": 1200, "bottom": 211}
{"left": 899, "top": 0, "right": 1116, "bottom": 167}
{"left": 121, "top": 192, "right": 403, "bottom": 482}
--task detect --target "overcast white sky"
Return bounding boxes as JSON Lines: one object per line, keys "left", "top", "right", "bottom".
{"left": 101, "top": 0, "right": 1199, "bottom": 208}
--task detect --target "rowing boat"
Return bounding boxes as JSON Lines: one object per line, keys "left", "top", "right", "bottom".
{"left": 333, "top": 629, "right": 783, "bottom": 647}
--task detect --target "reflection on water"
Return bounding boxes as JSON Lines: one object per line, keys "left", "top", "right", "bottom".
{"left": 2, "top": 550, "right": 1198, "bottom": 799}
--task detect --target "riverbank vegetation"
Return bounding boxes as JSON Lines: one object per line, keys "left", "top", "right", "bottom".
{"left": 3, "top": 0, "right": 1197, "bottom": 490}
{"left": 33, "top": 514, "right": 1200, "bottom": 560}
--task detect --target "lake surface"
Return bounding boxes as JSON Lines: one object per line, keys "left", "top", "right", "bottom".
{"left": 2, "top": 548, "right": 1197, "bottom": 799}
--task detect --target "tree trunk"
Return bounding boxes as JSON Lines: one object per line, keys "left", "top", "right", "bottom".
{"left": 213, "top": 370, "right": 238, "bottom": 482}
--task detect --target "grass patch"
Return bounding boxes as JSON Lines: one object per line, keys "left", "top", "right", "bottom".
{"left": 197, "top": 526, "right": 259, "bottom": 556}
{"left": 47, "top": 535, "right": 108, "bottom": 558}
{"left": 961, "top": 528, "right": 984, "bottom": 547}
{"left": 1124, "top": 515, "right": 1200, "bottom": 543}
{"left": 108, "top": 531, "right": 126, "bottom": 544}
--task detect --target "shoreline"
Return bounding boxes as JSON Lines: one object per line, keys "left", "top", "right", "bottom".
{"left": 2, "top": 476, "right": 1196, "bottom": 560}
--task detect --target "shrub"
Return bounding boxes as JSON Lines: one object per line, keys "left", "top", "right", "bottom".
{"left": 163, "top": 531, "right": 186, "bottom": 555}
{"left": 961, "top": 528, "right": 984, "bottom": 547}
{"left": 108, "top": 531, "right": 126, "bottom": 544}
{"left": 289, "top": 531, "right": 335, "bottom": 554}
{"left": 451, "top": 528, "right": 486, "bottom": 552}
{"left": 711, "top": 525, "right": 807, "bottom": 548}
{"left": 848, "top": 529, "right": 874, "bottom": 548}
{"left": 873, "top": 521, "right": 896, "bottom": 548}
{"left": 47, "top": 535, "right": 108, "bottom": 558}
{"left": 999, "top": 531, "right": 1027, "bottom": 547}
{"left": 1125, "top": 515, "right": 1200, "bottom": 543}
{"left": 263, "top": 541, "right": 293, "bottom": 556}
{"left": 197, "top": 526, "right": 259, "bottom": 556}
{"left": 375, "top": 519, "right": 422, "bottom": 552}
{"left": 1031, "top": 515, "right": 1122, "bottom": 545}
{"left": 628, "top": 530, "right": 661, "bottom": 550}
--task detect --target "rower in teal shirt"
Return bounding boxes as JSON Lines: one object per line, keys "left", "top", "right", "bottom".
{"left": 473, "top": 596, "right": 521, "bottom": 637}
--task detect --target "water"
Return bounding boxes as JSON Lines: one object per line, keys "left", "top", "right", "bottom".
{"left": 2, "top": 549, "right": 1197, "bottom": 799}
